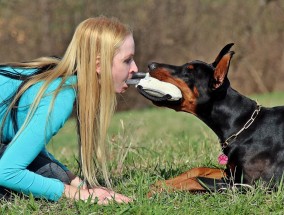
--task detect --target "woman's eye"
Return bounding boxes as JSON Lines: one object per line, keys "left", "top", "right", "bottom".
{"left": 124, "top": 58, "right": 133, "bottom": 64}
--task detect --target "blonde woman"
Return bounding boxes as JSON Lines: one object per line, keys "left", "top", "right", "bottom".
{"left": 0, "top": 17, "right": 137, "bottom": 204}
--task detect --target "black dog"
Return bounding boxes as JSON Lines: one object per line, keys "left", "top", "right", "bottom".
{"left": 143, "top": 43, "right": 284, "bottom": 192}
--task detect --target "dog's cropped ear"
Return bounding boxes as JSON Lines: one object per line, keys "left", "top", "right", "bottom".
{"left": 212, "top": 43, "right": 234, "bottom": 68}
{"left": 212, "top": 51, "right": 235, "bottom": 89}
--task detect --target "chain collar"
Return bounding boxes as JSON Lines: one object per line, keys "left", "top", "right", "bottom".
{"left": 221, "top": 104, "right": 262, "bottom": 149}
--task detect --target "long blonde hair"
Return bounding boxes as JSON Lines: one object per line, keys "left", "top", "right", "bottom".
{"left": 1, "top": 17, "right": 132, "bottom": 187}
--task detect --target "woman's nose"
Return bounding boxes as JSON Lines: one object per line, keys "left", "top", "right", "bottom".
{"left": 131, "top": 61, "right": 138, "bottom": 73}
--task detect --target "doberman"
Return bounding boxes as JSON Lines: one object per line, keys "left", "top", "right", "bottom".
{"left": 143, "top": 43, "right": 284, "bottom": 195}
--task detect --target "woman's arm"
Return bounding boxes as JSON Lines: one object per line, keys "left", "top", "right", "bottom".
{"left": 0, "top": 79, "right": 76, "bottom": 201}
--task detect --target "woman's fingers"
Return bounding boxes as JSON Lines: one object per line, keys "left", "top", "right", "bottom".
{"left": 90, "top": 187, "right": 132, "bottom": 205}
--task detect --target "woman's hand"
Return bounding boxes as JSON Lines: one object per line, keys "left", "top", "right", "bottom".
{"left": 63, "top": 171, "right": 132, "bottom": 204}
{"left": 87, "top": 187, "right": 132, "bottom": 205}
{"left": 63, "top": 184, "right": 132, "bottom": 205}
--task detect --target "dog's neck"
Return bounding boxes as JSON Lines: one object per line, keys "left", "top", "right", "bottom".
{"left": 196, "top": 87, "right": 258, "bottom": 142}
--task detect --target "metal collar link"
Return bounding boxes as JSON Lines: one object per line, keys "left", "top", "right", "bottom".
{"left": 221, "top": 104, "right": 262, "bottom": 149}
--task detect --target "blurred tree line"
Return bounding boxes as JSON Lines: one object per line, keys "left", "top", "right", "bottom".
{"left": 0, "top": 0, "right": 283, "bottom": 111}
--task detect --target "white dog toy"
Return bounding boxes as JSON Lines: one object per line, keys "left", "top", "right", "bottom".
{"left": 127, "top": 73, "right": 182, "bottom": 102}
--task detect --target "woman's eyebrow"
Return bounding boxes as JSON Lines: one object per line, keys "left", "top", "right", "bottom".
{"left": 124, "top": 54, "right": 134, "bottom": 59}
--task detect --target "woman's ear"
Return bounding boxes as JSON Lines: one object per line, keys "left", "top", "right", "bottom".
{"left": 96, "top": 56, "right": 101, "bottom": 74}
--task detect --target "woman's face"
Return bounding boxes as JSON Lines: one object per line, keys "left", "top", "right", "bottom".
{"left": 112, "top": 34, "right": 138, "bottom": 93}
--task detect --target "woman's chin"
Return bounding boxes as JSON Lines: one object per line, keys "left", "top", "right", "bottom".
{"left": 116, "top": 85, "right": 128, "bottom": 94}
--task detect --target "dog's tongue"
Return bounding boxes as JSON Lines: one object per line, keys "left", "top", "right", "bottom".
{"left": 127, "top": 73, "right": 182, "bottom": 102}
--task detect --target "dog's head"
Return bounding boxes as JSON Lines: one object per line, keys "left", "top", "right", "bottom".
{"left": 147, "top": 43, "right": 235, "bottom": 115}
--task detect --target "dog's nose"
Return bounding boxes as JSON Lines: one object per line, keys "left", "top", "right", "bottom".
{"left": 148, "top": 62, "right": 158, "bottom": 71}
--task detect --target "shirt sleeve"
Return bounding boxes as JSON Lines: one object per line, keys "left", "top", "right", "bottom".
{"left": 0, "top": 79, "right": 76, "bottom": 201}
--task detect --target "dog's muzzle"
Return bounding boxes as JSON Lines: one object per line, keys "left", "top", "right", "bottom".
{"left": 127, "top": 72, "right": 183, "bottom": 103}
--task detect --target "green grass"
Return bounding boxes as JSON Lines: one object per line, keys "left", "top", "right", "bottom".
{"left": 2, "top": 91, "right": 284, "bottom": 214}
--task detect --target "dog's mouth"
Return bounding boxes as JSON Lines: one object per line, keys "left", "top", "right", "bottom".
{"left": 126, "top": 72, "right": 183, "bottom": 103}
{"left": 136, "top": 85, "right": 177, "bottom": 103}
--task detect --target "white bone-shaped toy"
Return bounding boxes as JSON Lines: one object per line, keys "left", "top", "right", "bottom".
{"left": 128, "top": 73, "right": 182, "bottom": 101}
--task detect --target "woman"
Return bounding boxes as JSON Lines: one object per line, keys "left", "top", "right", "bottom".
{"left": 0, "top": 16, "right": 137, "bottom": 204}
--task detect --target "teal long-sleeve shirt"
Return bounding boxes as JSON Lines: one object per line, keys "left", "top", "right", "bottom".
{"left": 0, "top": 66, "right": 76, "bottom": 201}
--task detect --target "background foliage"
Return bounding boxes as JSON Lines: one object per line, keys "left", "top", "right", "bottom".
{"left": 0, "top": 0, "right": 283, "bottom": 110}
